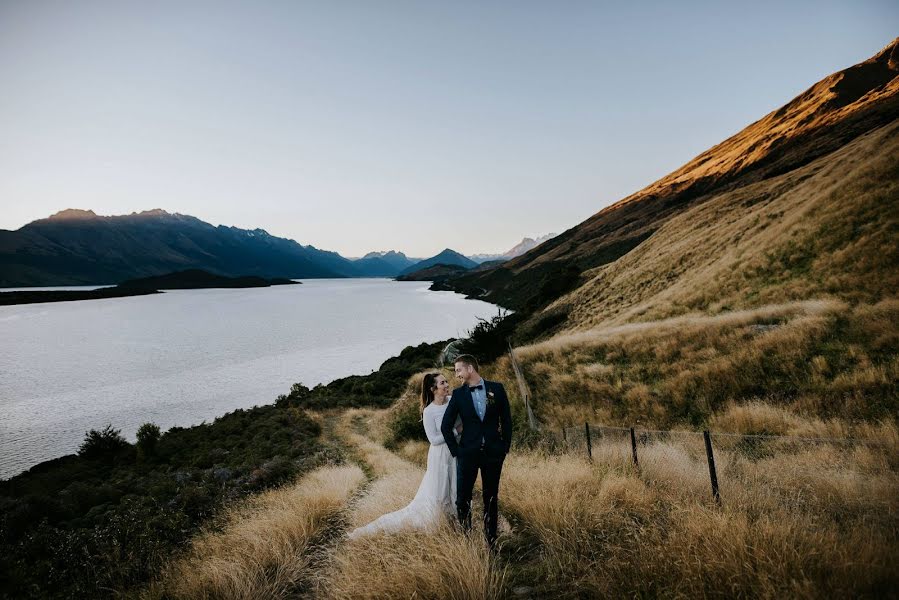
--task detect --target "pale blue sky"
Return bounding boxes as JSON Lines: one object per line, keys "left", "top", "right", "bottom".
{"left": 1, "top": 1, "right": 896, "bottom": 257}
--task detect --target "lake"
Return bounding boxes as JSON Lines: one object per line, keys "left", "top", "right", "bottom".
{"left": 0, "top": 279, "right": 498, "bottom": 478}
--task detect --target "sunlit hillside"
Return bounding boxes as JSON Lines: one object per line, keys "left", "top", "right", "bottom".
{"left": 444, "top": 38, "right": 899, "bottom": 314}
{"left": 549, "top": 119, "right": 898, "bottom": 331}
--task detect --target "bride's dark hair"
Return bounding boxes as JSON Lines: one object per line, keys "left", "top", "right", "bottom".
{"left": 420, "top": 373, "right": 440, "bottom": 415}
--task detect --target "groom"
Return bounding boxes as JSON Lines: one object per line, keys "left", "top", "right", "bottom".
{"left": 440, "top": 354, "right": 513, "bottom": 549}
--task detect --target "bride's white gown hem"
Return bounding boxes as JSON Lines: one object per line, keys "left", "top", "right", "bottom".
{"left": 347, "top": 401, "right": 457, "bottom": 539}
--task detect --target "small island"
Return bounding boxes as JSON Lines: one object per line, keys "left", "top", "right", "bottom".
{"left": 0, "top": 269, "right": 300, "bottom": 306}
{"left": 117, "top": 269, "right": 299, "bottom": 291}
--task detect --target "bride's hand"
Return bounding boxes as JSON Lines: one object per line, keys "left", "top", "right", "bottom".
{"left": 455, "top": 423, "right": 463, "bottom": 433}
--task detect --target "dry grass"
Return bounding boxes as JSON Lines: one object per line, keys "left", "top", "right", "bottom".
{"left": 500, "top": 437, "right": 899, "bottom": 598}
{"left": 151, "top": 405, "right": 897, "bottom": 599}
{"left": 150, "top": 464, "right": 365, "bottom": 599}
{"left": 322, "top": 526, "right": 506, "bottom": 600}
{"left": 514, "top": 299, "right": 898, "bottom": 427}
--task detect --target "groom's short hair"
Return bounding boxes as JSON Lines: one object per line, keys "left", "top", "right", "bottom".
{"left": 454, "top": 354, "right": 479, "bottom": 371}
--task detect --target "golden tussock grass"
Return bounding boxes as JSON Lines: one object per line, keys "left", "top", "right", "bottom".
{"left": 156, "top": 406, "right": 897, "bottom": 598}
{"left": 150, "top": 464, "right": 365, "bottom": 599}
{"left": 515, "top": 299, "right": 898, "bottom": 427}
{"left": 500, "top": 437, "right": 898, "bottom": 598}
{"left": 321, "top": 526, "right": 506, "bottom": 600}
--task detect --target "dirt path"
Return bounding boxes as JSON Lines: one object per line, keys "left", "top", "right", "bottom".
{"left": 311, "top": 408, "right": 540, "bottom": 599}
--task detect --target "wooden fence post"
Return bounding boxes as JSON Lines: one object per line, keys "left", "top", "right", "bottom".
{"left": 630, "top": 427, "right": 639, "bottom": 467}
{"left": 585, "top": 422, "right": 592, "bottom": 461}
{"left": 703, "top": 430, "right": 721, "bottom": 505}
{"left": 508, "top": 342, "right": 538, "bottom": 431}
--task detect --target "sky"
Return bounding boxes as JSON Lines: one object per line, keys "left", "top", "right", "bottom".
{"left": 1, "top": 1, "right": 896, "bottom": 258}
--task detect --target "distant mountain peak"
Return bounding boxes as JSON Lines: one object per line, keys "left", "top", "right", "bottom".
{"left": 43, "top": 208, "right": 179, "bottom": 223}
{"left": 46, "top": 208, "right": 98, "bottom": 220}
{"left": 468, "top": 233, "right": 558, "bottom": 263}
{"left": 399, "top": 248, "right": 477, "bottom": 276}
{"left": 362, "top": 250, "right": 408, "bottom": 260}
{"left": 132, "top": 208, "right": 171, "bottom": 217}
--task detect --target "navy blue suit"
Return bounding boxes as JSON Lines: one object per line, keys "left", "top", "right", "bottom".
{"left": 440, "top": 379, "right": 512, "bottom": 547}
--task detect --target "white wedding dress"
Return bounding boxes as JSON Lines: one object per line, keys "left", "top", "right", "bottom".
{"left": 348, "top": 401, "right": 458, "bottom": 538}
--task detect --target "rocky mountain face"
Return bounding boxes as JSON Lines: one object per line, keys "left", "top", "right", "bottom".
{"left": 468, "top": 233, "right": 557, "bottom": 264}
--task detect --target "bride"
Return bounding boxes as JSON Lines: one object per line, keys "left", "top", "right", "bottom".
{"left": 348, "top": 372, "right": 460, "bottom": 538}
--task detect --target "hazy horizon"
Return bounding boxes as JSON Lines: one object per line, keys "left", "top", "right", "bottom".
{"left": 2, "top": 1, "right": 896, "bottom": 256}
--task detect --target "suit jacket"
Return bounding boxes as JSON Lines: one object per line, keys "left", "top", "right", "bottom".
{"left": 440, "top": 379, "right": 513, "bottom": 459}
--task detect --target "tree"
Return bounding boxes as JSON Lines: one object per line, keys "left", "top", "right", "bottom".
{"left": 78, "top": 424, "right": 130, "bottom": 459}
{"left": 136, "top": 422, "right": 161, "bottom": 459}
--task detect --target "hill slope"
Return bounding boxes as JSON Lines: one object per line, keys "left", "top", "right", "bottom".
{"left": 554, "top": 117, "right": 899, "bottom": 331}
{"left": 443, "top": 38, "right": 899, "bottom": 313}
{"left": 399, "top": 248, "right": 478, "bottom": 276}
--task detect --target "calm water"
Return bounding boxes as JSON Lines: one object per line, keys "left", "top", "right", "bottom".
{"left": 0, "top": 279, "right": 497, "bottom": 478}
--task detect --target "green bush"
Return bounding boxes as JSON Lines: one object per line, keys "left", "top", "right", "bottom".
{"left": 136, "top": 422, "right": 161, "bottom": 460}
{"left": 77, "top": 425, "right": 130, "bottom": 460}
{"left": 290, "top": 340, "right": 447, "bottom": 409}
{"left": 456, "top": 309, "right": 525, "bottom": 363}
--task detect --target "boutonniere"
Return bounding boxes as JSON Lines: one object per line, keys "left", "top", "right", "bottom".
{"left": 487, "top": 391, "right": 496, "bottom": 407}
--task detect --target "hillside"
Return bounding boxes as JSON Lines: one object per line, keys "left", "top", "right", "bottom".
{"left": 0, "top": 209, "right": 359, "bottom": 286}
{"left": 399, "top": 248, "right": 478, "bottom": 276}
{"left": 395, "top": 263, "right": 470, "bottom": 282}
{"left": 546, "top": 116, "right": 898, "bottom": 332}
{"left": 443, "top": 38, "right": 899, "bottom": 313}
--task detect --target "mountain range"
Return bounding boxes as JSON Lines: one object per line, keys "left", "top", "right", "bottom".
{"left": 0, "top": 208, "right": 550, "bottom": 286}
{"left": 0, "top": 209, "right": 361, "bottom": 285}
{"left": 468, "top": 233, "right": 558, "bottom": 263}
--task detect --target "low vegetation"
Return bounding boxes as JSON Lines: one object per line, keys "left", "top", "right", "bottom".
{"left": 285, "top": 340, "right": 448, "bottom": 409}
{"left": 0, "top": 402, "right": 327, "bottom": 598}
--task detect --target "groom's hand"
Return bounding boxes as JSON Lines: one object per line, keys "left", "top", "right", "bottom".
{"left": 440, "top": 394, "right": 461, "bottom": 457}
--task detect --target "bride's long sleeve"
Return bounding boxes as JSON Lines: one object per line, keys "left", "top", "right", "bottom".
{"left": 423, "top": 408, "right": 446, "bottom": 446}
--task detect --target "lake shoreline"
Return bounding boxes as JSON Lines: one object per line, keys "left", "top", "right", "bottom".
{"left": 0, "top": 279, "right": 499, "bottom": 478}
{"left": 0, "top": 269, "right": 301, "bottom": 305}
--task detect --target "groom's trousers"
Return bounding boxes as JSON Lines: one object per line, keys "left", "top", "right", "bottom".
{"left": 456, "top": 446, "right": 505, "bottom": 547}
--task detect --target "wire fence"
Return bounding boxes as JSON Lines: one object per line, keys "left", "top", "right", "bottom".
{"left": 551, "top": 423, "right": 897, "bottom": 508}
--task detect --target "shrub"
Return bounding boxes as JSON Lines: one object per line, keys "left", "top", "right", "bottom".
{"left": 136, "top": 422, "right": 161, "bottom": 459}
{"left": 456, "top": 309, "right": 525, "bottom": 364}
{"left": 78, "top": 425, "right": 130, "bottom": 460}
